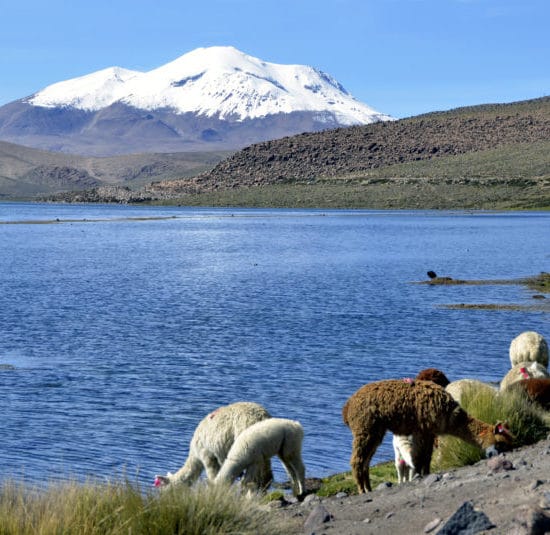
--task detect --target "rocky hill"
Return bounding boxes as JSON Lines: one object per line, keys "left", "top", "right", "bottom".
{"left": 148, "top": 96, "right": 550, "bottom": 192}
{"left": 44, "top": 97, "right": 550, "bottom": 209}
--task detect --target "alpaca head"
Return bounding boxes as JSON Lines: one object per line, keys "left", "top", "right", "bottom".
{"left": 480, "top": 421, "right": 514, "bottom": 457}
{"left": 153, "top": 473, "right": 173, "bottom": 488}
{"left": 415, "top": 368, "right": 450, "bottom": 388}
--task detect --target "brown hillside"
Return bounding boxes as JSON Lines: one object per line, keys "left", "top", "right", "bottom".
{"left": 147, "top": 97, "right": 550, "bottom": 196}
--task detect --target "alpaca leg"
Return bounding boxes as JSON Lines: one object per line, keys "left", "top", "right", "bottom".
{"left": 280, "top": 452, "right": 306, "bottom": 497}
{"left": 350, "top": 431, "right": 383, "bottom": 493}
{"left": 240, "top": 458, "right": 273, "bottom": 492}
{"left": 202, "top": 453, "right": 221, "bottom": 481}
{"left": 411, "top": 433, "right": 435, "bottom": 477}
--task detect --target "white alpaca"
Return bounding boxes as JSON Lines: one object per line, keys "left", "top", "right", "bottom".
{"left": 445, "top": 379, "right": 498, "bottom": 405}
{"left": 214, "top": 417, "right": 306, "bottom": 498}
{"left": 509, "top": 331, "right": 548, "bottom": 368}
{"left": 392, "top": 434, "right": 416, "bottom": 483}
{"left": 500, "top": 361, "right": 549, "bottom": 391}
{"left": 155, "top": 401, "right": 272, "bottom": 488}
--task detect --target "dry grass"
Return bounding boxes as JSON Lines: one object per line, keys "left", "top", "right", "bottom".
{"left": 0, "top": 478, "right": 291, "bottom": 535}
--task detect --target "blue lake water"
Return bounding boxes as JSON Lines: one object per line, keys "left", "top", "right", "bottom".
{"left": 0, "top": 202, "right": 548, "bottom": 488}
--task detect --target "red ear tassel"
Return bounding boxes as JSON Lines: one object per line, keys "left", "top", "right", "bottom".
{"left": 496, "top": 424, "right": 512, "bottom": 438}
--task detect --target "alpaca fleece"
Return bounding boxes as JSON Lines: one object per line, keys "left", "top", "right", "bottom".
{"left": 505, "top": 378, "right": 550, "bottom": 410}
{"left": 446, "top": 379, "right": 498, "bottom": 405}
{"left": 214, "top": 417, "right": 306, "bottom": 497}
{"left": 509, "top": 331, "right": 549, "bottom": 368}
{"left": 343, "top": 379, "right": 513, "bottom": 493}
{"left": 155, "top": 401, "right": 271, "bottom": 488}
{"left": 500, "top": 361, "right": 549, "bottom": 391}
{"left": 392, "top": 369, "right": 451, "bottom": 483}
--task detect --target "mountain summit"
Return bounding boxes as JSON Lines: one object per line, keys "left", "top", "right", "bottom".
{"left": 0, "top": 46, "right": 392, "bottom": 156}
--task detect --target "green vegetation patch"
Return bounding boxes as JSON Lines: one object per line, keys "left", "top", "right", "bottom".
{"left": 0, "top": 479, "right": 291, "bottom": 535}
{"left": 316, "top": 461, "right": 397, "bottom": 497}
{"left": 433, "top": 384, "right": 549, "bottom": 471}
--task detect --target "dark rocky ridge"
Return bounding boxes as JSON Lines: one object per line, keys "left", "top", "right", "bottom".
{"left": 148, "top": 96, "right": 550, "bottom": 195}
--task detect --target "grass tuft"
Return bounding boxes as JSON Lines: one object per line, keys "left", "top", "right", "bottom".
{"left": 0, "top": 478, "right": 290, "bottom": 535}
{"left": 433, "top": 383, "right": 549, "bottom": 471}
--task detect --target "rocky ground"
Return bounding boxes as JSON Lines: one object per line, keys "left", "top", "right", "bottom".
{"left": 269, "top": 437, "right": 550, "bottom": 534}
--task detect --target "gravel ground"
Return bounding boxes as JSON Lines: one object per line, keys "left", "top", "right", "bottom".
{"left": 269, "top": 437, "right": 550, "bottom": 534}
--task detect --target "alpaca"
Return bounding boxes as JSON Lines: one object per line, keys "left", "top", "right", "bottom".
{"left": 343, "top": 379, "right": 514, "bottom": 493}
{"left": 445, "top": 379, "right": 498, "bottom": 405}
{"left": 500, "top": 362, "right": 549, "bottom": 391}
{"left": 509, "top": 331, "right": 549, "bottom": 368}
{"left": 393, "top": 369, "right": 451, "bottom": 483}
{"left": 214, "top": 417, "right": 306, "bottom": 498}
{"left": 504, "top": 378, "right": 550, "bottom": 410}
{"left": 154, "top": 401, "right": 272, "bottom": 488}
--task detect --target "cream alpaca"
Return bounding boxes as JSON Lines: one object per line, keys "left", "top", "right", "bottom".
{"left": 445, "top": 379, "right": 498, "bottom": 405}
{"left": 392, "top": 434, "right": 416, "bottom": 483}
{"left": 509, "top": 331, "right": 549, "bottom": 368}
{"left": 343, "top": 379, "right": 514, "bottom": 493}
{"left": 214, "top": 417, "right": 306, "bottom": 498}
{"left": 500, "top": 361, "right": 549, "bottom": 391}
{"left": 155, "top": 401, "right": 271, "bottom": 488}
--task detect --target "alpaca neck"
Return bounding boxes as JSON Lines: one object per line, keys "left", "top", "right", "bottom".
{"left": 452, "top": 415, "right": 494, "bottom": 449}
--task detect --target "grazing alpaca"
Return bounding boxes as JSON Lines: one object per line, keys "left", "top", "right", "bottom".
{"left": 214, "top": 418, "right": 306, "bottom": 498}
{"left": 445, "top": 378, "right": 498, "bottom": 405}
{"left": 500, "top": 362, "right": 549, "bottom": 391}
{"left": 509, "top": 331, "right": 549, "bottom": 368}
{"left": 393, "top": 369, "right": 451, "bottom": 483}
{"left": 154, "top": 401, "right": 272, "bottom": 488}
{"left": 504, "top": 378, "right": 550, "bottom": 410}
{"left": 343, "top": 379, "right": 514, "bottom": 493}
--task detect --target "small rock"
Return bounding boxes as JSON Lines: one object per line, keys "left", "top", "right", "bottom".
{"left": 512, "top": 504, "right": 550, "bottom": 534}
{"left": 540, "top": 492, "right": 550, "bottom": 509}
{"left": 528, "top": 480, "right": 544, "bottom": 491}
{"left": 376, "top": 481, "right": 393, "bottom": 490}
{"left": 487, "top": 456, "right": 514, "bottom": 472}
{"left": 304, "top": 504, "right": 333, "bottom": 535}
{"left": 424, "top": 517, "right": 442, "bottom": 533}
{"left": 386, "top": 511, "right": 395, "bottom": 519}
{"left": 423, "top": 473, "right": 442, "bottom": 486}
{"left": 335, "top": 491, "right": 348, "bottom": 499}
{"left": 363, "top": 517, "right": 371, "bottom": 523}
{"left": 303, "top": 493, "right": 320, "bottom": 504}
{"left": 436, "top": 501, "right": 494, "bottom": 534}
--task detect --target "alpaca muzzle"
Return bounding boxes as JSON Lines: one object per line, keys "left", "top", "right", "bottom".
{"left": 485, "top": 445, "right": 499, "bottom": 458}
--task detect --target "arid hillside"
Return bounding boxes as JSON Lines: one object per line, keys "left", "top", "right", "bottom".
{"left": 47, "top": 97, "right": 550, "bottom": 209}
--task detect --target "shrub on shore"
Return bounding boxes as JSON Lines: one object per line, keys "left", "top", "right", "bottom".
{"left": 433, "top": 383, "right": 549, "bottom": 471}
{"left": 0, "top": 478, "right": 290, "bottom": 535}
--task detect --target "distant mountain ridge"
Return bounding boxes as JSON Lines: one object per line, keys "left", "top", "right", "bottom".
{"left": 0, "top": 46, "right": 391, "bottom": 156}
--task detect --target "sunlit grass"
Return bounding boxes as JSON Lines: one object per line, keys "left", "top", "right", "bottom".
{"left": 0, "top": 478, "right": 290, "bottom": 535}
{"left": 433, "top": 383, "right": 549, "bottom": 471}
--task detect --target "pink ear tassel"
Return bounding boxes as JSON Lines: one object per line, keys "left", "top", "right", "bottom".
{"left": 154, "top": 477, "right": 162, "bottom": 487}
{"left": 520, "top": 367, "right": 529, "bottom": 379}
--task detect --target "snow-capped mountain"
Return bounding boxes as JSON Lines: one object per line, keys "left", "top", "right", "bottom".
{"left": 0, "top": 46, "right": 392, "bottom": 156}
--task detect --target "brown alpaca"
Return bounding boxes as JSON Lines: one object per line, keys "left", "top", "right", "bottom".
{"left": 415, "top": 368, "right": 450, "bottom": 388}
{"left": 392, "top": 368, "right": 451, "bottom": 482}
{"left": 506, "top": 378, "right": 550, "bottom": 410}
{"left": 343, "top": 379, "right": 514, "bottom": 493}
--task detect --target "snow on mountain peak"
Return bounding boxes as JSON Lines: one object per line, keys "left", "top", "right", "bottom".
{"left": 27, "top": 46, "right": 391, "bottom": 124}
{"left": 28, "top": 66, "right": 141, "bottom": 111}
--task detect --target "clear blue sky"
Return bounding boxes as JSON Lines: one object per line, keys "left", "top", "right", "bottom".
{"left": 1, "top": 0, "right": 548, "bottom": 118}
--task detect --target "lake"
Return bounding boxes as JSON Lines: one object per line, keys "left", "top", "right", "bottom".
{"left": 0, "top": 202, "right": 548, "bottom": 488}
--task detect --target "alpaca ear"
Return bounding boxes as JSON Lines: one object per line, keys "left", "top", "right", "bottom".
{"left": 494, "top": 421, "right": 513, "bottom": 439}
{"left": 154, "top": 475, "right": 171, "bottom": 487}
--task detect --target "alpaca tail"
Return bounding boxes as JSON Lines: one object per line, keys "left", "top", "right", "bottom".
{"left": 342, "top": 400, "right": 350, "bottom": 426}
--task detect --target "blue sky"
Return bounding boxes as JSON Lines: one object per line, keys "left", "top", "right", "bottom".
{"left": 1, "top": 0, "right": 548, "bottom": 118}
